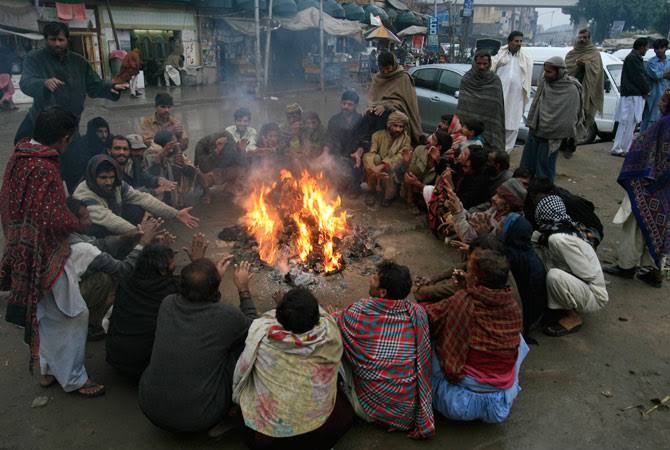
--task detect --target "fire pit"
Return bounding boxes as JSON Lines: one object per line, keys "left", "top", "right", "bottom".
{"left": 218, "top": 169, "right": 378, "bottom": 284}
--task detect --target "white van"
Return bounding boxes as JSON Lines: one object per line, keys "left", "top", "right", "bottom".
{"left": 521, "top": 47, "right": 623, "bottom": 144}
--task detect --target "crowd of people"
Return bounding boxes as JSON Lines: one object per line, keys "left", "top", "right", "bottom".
{"left": 0, "top": 21, "right": 668, "bottom": 449}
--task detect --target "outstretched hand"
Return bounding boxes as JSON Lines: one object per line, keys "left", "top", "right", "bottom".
{"left": 183, "top": 232, "right": 209, "bottom": 261}
{"left": 233, "top": 261, "right": 254, "bottom": 292}
{"left": 216, "top": 255, "right": 235, "bottom": 278}
{"left": 176, "top": 207, "right": 200, "bottom": 229}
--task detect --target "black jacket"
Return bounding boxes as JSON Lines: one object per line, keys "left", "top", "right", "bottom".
{"left": 620, "top": 51, "right": 650, "bottom": 97}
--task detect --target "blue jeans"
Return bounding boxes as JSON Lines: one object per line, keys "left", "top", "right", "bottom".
{"left": 431, "top": 336, "right": 529, "bottom": 423}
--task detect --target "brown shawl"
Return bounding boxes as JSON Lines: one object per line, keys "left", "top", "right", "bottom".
{"left": 565, "top": 41, "right": 604, "bottom": 126}
{"left": 369, "top": 66, "right": 422, "bottom": 143}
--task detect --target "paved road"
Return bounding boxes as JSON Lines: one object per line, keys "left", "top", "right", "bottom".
{"left": 0, "top": 87, "right": 668, "bottom": 450}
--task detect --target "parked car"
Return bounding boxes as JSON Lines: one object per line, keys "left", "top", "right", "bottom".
{"left": 408, "top": 63, "right": 470, "bottom": 132}
{"left": 410, "top": 48, "right": 624, "bottom": 146}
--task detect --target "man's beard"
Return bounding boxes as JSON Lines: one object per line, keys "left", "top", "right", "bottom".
{"left": 115, "top": 157, "right": 128, "bottom": 166}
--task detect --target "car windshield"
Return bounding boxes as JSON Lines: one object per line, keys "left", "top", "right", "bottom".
{"left": 607, "top": 64, "right": 622, "bottom": 89}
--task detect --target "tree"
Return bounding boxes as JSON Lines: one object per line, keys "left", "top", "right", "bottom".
{"left": 564, "top": 0, "right": 664, "bottom": 41}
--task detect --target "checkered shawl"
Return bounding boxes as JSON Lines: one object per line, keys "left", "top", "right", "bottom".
{"left": 338, "top": 297, "right": 435, "bottom": 438}
{"left": 423, "top": 286, "right": 522, "bottom": 384}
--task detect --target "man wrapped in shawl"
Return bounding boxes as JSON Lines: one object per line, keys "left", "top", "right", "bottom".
{"left": 368, "top": 51, "right": 422, "bottom": 143}
{"left": 423, "top": 248, "right": 527, "bottom": 424}
{"left": 565, "top": 29, "right": 604, "bottom": 131}
{"left": 502, "top": 213, "right": 547, "bottom": 335}
{"left": 521, "top": 56, "right": 584, "bottom": 183}
{"left": 336, "top": 261, "right": 435, "bottom": 439}
{"left": 363, "top": 111, "right": 412, "bottom": 207}
{"left": 533, "top": 196, "right": 608, "bottom": 337}
{"left": 456, "top": 50, "right": 506, "bottom": 152}
{"left": 604, "top": 90, "right": 670, "bottom": 288}
{"left": 0, "top": 108, "right": 81, "bottom": 371}
{"left": 233, "top": 288, "right": 353, "bottom": 448}
{"left": 61, "top": 117, "right": 112, "bottom": 193}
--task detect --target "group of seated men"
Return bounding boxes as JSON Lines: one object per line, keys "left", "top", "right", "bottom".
{"left": 1, "top": 70, "right": 616, "bottom": 448}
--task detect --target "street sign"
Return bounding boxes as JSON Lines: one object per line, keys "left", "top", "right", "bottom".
{"left": 437, "top": 12, "right": 449, "bottom": 30}
{"left": 427, "top": 34, "right": 439, "bottom": 50}
{"left": 463, "top": 0, "right": 473, "bottom": 17}
{"left": 429, "top": 17, "right": 438, "bottom": 36}
{"left": 610, "top": 20, "right": 625, "bottom": 36}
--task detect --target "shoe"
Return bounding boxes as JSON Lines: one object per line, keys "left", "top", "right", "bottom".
{"left": 381, "top": 198, "right": 393, "bottom": 207}
{"left": 543, "top": 322, "right": 582, "bottom": 337}
{"left": 610, "top": 151, "right": 627, "bottom": 157}
{"left": 637, "top": 270, "right": 663, "bottom": 288}
{"left": 603, "top": 265, "right": 636, "bottom": 279}
{"left": 364, "top": 193, "right": 376, "bottom": 207}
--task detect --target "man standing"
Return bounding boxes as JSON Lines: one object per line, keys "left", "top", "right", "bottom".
{"left": 0, "top": 108, "right": 81, "bottom": 370}
{"left": 640, "top": 39, "right": 670, "bottom": 132}
{"left": 565, "top": 29, "right": 604, "bottom": 138}
{"left": 141, "top": 93, "right": 188, "bottom": 151}
{"left": 611, "top": 38, "right": 650, "bottom": 156}
{"left": 15, "top": 22, "right": 127, "bottom": 143}
{"left": 521, "top": 57, "right": 583, "bottom": 182}
{"left": 492, "top": 31, "right": 533, "bottom": 152}
{"left": 225, "top": 108, "right": 257, "bottom": 152}
{"left": 362, "top": 111, "right": 412, "bottom": 207}
{"left": 457, "top": 50, "right": 506, "bottom": 152}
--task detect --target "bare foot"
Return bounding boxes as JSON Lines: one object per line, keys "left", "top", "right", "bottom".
{"left": 77, "top": 379, "right": 106, "bottom": 398}
{"left": 558, "top": 310, "right": 583, "bottom": 330}
{"left": 39, "top": 374, "right": 56, "bottom": 388}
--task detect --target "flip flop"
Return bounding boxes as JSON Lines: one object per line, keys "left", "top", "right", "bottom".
{"left": 543, "top": 323, "right": 582, "bottom": 337}
{"left": 76, "top": 382, "right": 106, "bottom": 398}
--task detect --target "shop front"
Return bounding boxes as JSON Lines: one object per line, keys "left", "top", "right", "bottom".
{"left": 99, "top": 5, "right": 199, "bottom": 86}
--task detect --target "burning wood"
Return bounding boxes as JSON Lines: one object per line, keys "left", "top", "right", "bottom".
{"left": 240, "top": 169, "right": 348, "bottom": 274}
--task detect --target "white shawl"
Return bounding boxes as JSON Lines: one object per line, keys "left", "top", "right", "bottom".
{"left": 492, "top": 45, "right": 534, "bottom": 106}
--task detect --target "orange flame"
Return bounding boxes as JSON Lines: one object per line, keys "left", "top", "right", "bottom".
{"left": 242, "top": 169, "right": 348, "bottom": 273}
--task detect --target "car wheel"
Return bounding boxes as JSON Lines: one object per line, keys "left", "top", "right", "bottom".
{"left": 576, "top": 123, "right": 597, "bottom": 145}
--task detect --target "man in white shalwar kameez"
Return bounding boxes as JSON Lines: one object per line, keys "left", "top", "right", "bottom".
{"left": 38, "top": 205, "right": 158, "bottom": 396}
{"left": 492, "top": 31, "right": 533, "bottom": 153}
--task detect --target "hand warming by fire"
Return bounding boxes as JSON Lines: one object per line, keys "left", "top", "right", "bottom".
{"left": 242, "top": 169, "right": 348, "bottom": 274}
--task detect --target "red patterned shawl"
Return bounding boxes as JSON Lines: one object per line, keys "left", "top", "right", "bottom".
{"left": 0, "top": 139, "right": 79, "bottom": 370}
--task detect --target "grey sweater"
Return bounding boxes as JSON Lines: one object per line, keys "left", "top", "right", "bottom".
{"left": 138, "top": 291, "right": 257, "bottom": 432}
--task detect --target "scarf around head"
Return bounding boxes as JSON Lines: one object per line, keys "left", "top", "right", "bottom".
{"left": 85, "top": 154, "right": 124, "bottom": 215}
{"left": 527, "top": 56, "right": 584, "bottom": 143}
{"left": 534, "top": 194, "right": 584, "bottom": 239}
{"left": 565, "top": 41, "right": 604, "bottom": 119}
{"left": 423, "top": 285, "right": 522, "bottom": 384}
{"left": 456, "top": 61, "right": 506, "bottom": 151}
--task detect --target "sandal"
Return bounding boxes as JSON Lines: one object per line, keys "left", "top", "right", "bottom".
{"left": 76, "top": 381, "right": 106, "bottom": 398}
{"left": 543, "top": 322, "right": 582, "bottom": 337}
{"left": 39, "top": 375, "right": 56, "bottom": 388}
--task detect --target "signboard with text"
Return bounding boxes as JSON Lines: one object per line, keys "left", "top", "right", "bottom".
{"left": 463, "top": 0, "right": 473, "bottom": 17}
{"left": 429, "top": 17, "right": 438, "bottom": 35}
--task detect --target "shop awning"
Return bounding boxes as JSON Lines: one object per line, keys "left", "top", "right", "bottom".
{"left": 0, "top": 26, "right": 43, "bottom": 40}
{"left": 397, "top": 25, "right": 426, "bottom": 37}
{"left": 223, "top": 7, "right": 363, "bottom": 37}
{"left": 365, "top": 24, "right": 401, "bottom": 43}
{"left": 0, "top": 0, "right": 39, "bottom": 33}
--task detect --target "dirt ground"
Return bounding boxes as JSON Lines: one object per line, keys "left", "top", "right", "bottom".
{"left": 0, "top": 87, "right": 668, "bottom": 450}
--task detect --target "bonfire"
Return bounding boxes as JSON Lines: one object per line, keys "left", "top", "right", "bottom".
{"left": 241, "top": 169, "right": 348, "bottom": 274}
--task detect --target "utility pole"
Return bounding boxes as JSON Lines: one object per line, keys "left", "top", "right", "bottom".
{"left": 319, "top": 0, "right": 325, "bottom": 92}
{"left": 264, "top": 0, "right": 274, "bottom": 89}
{"left": 105, "top": 0, "right": 119, "bottom": 50}
{"left": 433, "top": 0, "right": 437, "bottom": 17}
{"left": 254, "top": 0, "right": 263, "bottom": 97}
